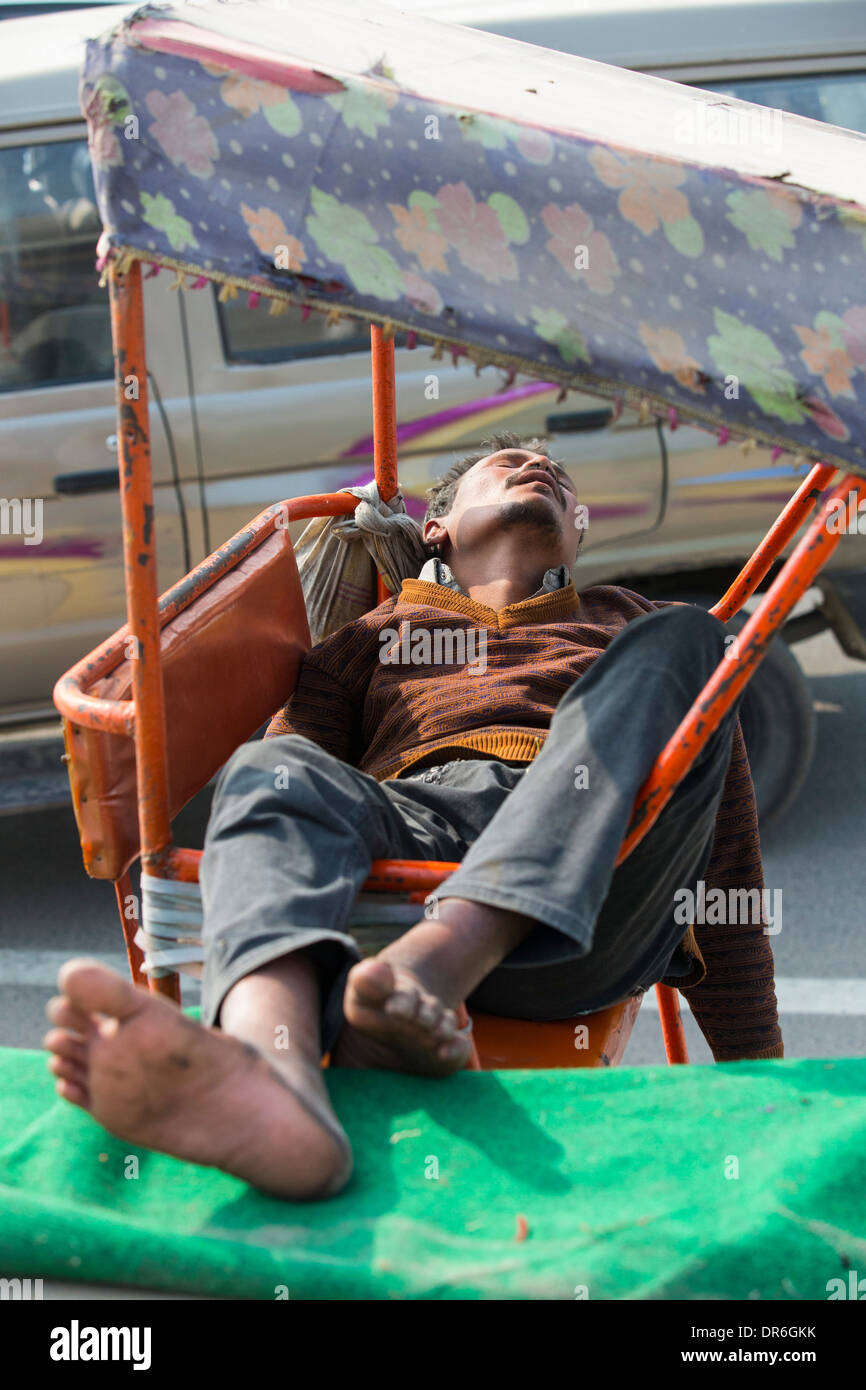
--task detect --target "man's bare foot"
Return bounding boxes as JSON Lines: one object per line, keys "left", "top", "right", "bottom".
{"left": 331, "top": 957, "right": 473, "bottom": 1076}
{"left": 43, "top": 959, "right": 351, "bottom": 1202}
{"left": 332, "top": 898, "right": 537, "bottom": 1076}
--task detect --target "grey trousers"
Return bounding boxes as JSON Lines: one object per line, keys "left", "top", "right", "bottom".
{"left": 200, "top": 605, "right": 740, "bottom": 1054}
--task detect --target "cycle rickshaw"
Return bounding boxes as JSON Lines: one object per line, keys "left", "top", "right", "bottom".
{"left": 55, "top": 0, "right": 866, "bottom": 1077}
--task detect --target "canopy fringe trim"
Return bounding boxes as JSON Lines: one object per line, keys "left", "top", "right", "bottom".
{"left": 98, "top": 243, "right": 852, "bottom": 475}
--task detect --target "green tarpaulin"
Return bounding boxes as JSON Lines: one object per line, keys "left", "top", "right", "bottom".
{"left": 1, "top": 1048, "right": 864, "bottom": 1299}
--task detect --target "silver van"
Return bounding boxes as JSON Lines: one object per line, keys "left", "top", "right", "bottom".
{"left": 2, "top": 0, "right": 865, "bottom": 820}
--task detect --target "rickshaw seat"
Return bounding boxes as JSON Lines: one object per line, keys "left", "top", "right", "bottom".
{"left": 469, "top": 999, "right": 642, "bottom": 1069}
{"left": 62, "top": 521, "right": 310, "bottom": 882}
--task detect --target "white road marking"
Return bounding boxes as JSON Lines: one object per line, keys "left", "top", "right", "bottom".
{"left": 0, "top": 953, "right": 860, "bottom": 1014}
{"left": 0, "top": 950, "right": 199, "bottom": 991}
{"left": 642, "top": 977, "right": 866, "bottom": 1016}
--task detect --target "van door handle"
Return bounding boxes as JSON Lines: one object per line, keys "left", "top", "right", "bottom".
{"left": 545, "top": 408, "right": 612, "bottom": 433}
{"left": 54, "top": 469, "right": 120, "bottom": 495}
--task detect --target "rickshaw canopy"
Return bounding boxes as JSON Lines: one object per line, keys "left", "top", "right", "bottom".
{"left": 81, "top": 0, "right": 866, "bottom": 476}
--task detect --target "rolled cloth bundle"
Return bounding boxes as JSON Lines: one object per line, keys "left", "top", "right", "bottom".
{"left": 294, "top": 479, "right": 430, "bottom": 644}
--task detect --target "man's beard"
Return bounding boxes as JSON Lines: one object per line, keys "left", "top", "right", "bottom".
{"left": 498, "top": 496, "right": 562, "bottom": 538}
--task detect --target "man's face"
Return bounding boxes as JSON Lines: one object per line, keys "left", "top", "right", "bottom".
{"left": 425, "top": 447, "right": 581, "bottom": 567}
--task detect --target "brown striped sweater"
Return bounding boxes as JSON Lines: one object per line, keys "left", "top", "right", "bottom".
{"left": 266, "top": 576, "right": 784, "bottom": 1063}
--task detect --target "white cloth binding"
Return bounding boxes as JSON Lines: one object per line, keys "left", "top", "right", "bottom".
{"left": 138, "top": 873, "right": 423, "bottom": 978}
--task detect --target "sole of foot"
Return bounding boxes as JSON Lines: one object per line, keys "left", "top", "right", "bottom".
{"left": 332, "top": 957, "right": 473, "bottom": 1076}
{"left": 44, "top": 959, "right": 352, "bottom": 1202}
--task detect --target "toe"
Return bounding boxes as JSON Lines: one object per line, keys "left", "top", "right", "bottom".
{"left": 45, "top": 994, "right": 95, "bottom": 1037}
{"left": 43, "top": 1028, "right": 89, "bottom": 1066}
{"left": 58, "top": 960, "right": 144, "bottom": 1021}
{"left": 346, "top": 957, "right": 396, "bottom": 1007}
{"left": 48, "top": 1053, "right": 87, "bottom": 1086}
{"left": 55, "top": 1078, "right": 88, "bottom": 1108}
{"left": 415, "top": 998, "right": 442, "bottom": 1030}
{"left": 431, "top": 1010, "right": 459, "bottom": 1041}
{"left": 438, "top": 1035, "right": 472, "bottom": 1064}
{"left": 383, "top": 989, "right": 422, "bottom": 1022}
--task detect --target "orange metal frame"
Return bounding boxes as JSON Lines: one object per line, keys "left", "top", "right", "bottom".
{"left": 54, "top": 260, "right": 866, "bottom": 1066}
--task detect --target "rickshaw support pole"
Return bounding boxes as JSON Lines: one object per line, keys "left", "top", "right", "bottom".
{"left": 370, "top": 325, "right": 398, "bottom": 504}
{"left": 371, "top": 325, "right": 399, "bottom": 603}
{"left": 115, "top": 869, "right": 147, "bottom": 989}
{"left": 108, "top": 261, "right": 177, "bottom": 999}
{"left": 711, "top": 461, "right": 836, "bottom": 622}
{"left": 655, "top": 983, "right": 689, "bottom": 1063}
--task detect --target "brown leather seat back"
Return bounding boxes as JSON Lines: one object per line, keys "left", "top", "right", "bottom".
{"left": 64, "top": 526, "right": 310, "bottom": 881}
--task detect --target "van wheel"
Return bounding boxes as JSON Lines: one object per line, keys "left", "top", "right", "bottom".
{"left": 676, "top": 595, "right": 816, "bottom": 824}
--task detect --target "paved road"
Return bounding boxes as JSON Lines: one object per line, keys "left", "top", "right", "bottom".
{"left": 0, "top": 629, "right": 864, "bottom": 1066}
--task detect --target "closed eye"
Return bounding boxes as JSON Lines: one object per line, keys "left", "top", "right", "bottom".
{"left": 491, "top": 450, "right": 576, "bottom": 493}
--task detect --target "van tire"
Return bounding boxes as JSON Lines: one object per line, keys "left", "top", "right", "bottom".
{"left": 676, "top": 595, "right": 816, "bottom": 824}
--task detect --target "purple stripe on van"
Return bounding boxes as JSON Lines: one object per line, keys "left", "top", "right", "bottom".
{"left": 674, "top": 491, "right": 816, "bottom": 507}
{"left": 339, "top": 381, "right": 556, "bottom": 460}
{"left": 0, "top": 539, "right": 105, "bottom": 560}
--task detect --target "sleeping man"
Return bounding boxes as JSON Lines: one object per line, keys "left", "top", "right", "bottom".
{"left": 45, "top": 432, "right": 783, "bottom": 1200}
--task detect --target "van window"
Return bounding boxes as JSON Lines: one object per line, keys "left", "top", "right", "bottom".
{"left": 0, "top": 138, "right": 112, "bottom": 392}
{"left": 705, "top": 71, "right": 866, "bottom": 136}
{"left": 216, "top": 293, "right": 375, "bottom": 363}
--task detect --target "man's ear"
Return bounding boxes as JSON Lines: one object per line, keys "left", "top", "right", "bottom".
{"left": 423, "top": 518, "right": 448, "bottom": 550}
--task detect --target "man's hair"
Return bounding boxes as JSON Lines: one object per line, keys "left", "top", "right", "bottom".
{"left": 424, "top": 432, "right": 556, "bottom": 524}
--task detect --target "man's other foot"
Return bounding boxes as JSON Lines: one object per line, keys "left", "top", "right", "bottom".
{"left": 44, "top": 959, "right": 351, "bottom": 1201}
{"left": 332, "top": 957, "right": 473, "bottom": 1076}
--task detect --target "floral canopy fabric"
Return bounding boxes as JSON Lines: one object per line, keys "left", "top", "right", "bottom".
{"left": 82, "top": 0, "right": 866, "bottom": 476}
